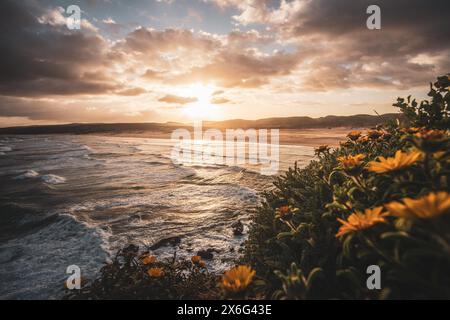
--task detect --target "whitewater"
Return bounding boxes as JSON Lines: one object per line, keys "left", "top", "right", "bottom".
{"left": 0, "top": 135, "right": 314, "bottom": 299}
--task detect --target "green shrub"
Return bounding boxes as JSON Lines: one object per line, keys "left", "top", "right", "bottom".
{"left": 243, "top": 74, "right": 450, "bottom": 299}
{"left": 66, "top": 245, "right": 220, "bottom": 300}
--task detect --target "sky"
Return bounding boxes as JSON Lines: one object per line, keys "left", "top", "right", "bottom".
{"left": 0, "top": 0, "right": 449, "bottom": 126}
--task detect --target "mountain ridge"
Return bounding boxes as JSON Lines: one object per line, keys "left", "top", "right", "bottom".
{"left": 0, "top": 113, "right": 401, "bottom": 135}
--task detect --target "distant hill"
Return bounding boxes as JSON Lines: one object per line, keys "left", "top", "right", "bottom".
{"left": 203, "top": 113, "right": 401, "bottom": 129}
{"left": 0, "top": 113, "right": 402, "bottom": 135}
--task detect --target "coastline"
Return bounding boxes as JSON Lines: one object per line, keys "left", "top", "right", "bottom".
{"left": 91, "top": 127, "right": 359, "bottom": 147}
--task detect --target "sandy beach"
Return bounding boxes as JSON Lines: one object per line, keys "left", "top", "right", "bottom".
{"left": 97, "top": 127, "right": 359, "bottom": 147}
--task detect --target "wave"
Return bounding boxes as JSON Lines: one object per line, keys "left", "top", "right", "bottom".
{"left": 80, "top": 145, "right": 93, "bottom": 152}
{"left": 14, "top": 170, "right": 40, "bottom": 180}
{"left": 41, "top": 174, "right": 66, "bottom": 185}
{"left": 13, "top": 171, "right": 66, "bottom": 185}
{"left": 0, "top": 146, "right": 12, "bottom": 152}
{"left": 0, "top": 213, "right": 110, "bottom": 299}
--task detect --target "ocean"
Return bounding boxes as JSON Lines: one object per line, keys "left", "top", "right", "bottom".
{"left": 0, "top": 135, "right": 314, "bottom": 299}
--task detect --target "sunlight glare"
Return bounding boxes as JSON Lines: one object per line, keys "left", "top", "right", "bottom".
{"left": 181, "top": 83, "right": 222, "bottom": 120}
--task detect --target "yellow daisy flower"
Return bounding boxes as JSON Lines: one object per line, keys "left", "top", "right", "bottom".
{"left": 191, "top": 256, "right": 202, "bottom": 264}
{"left": 367, "top": 130, "right": 383, "bottom": 140}
{"left": 221, "top": 266, "right": 256, "bottom": 293}
{"left": 140, "top": 254, "right": 157, "bottom": 265}
{"left": 147, "top": 267, "right": 164, "bottom": 278}
{"left": 385, "top": 192, "right": 450, "bottom": 219}
{"left": 347, "top": 131, "right": 362, "bottom": 141}
{"left": 337, "top": 154, "right": 366, "bottom": 175}
{"left": 336, "top": 207, "right": 387, "bottom": 238}
{"left": 368, "top": 150, "right": 422, "bottom": 173}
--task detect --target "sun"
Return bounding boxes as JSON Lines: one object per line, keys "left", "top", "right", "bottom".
{"left": 190, "top": 83, "right": 214, "bottom": 104}
{"left": 181, "top": 83, "right": 222, "bottom": 120}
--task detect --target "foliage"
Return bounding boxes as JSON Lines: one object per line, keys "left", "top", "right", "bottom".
{"left": 243, "top": 74, "right": 450, "bottom": 299}
{"left": 394, "top": 73, "right": 450, "bottom": 129}
{"left": 66, "top": 245, "right": 221, "bottom": 300}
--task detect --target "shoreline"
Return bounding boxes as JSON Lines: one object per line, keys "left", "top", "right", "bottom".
{"left": 89, "top": 127, "right": 359, "bottom": 147}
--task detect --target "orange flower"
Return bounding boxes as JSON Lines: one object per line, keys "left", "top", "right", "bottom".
{"left": 275, "top": 205, "right": 298, "bottom": 220}
{"left": 415, "top": 129, "right": 446, "bottom": 141}
{"left": 368, "top": 150, "right": 422, "bottom": 173}
{"left": 401, "top": 127, "right": 422, "bottom": 134}
{"left": 140, "top": 254, "right": 157, "bottom": 265}
{"left": 336, "top": 207, "right": 387, "bottom": 238}
{"left": 433, "top": 151, "right": 446, "bottom": 160}
{"left": 347, "top": 131, "right": 362, "bottom": 141}
{"left": 385, "top": 192, "right": 450, "bottom": 220}
{"left": 337, "top": 154, "right": 366, "bottom": 175}
{"left": 147, "top": 267, "right": 164, "bottom": 278}
{"left": 357, "top": 136, "right": 369, "bottom": 144}
{"left": 221, "top": 266, "right": 256, "bottom": 293}
{"left": 340, "top": 141, "right": 353, "bottom": 148}
{"left": 277, "top": 205, "right": 290, "bottom": 215}
{"left": 191, "top": 256, "right": 202, "bottom": 264}
{"left": 414, "top": 129, "right": 447, "bottom": 152}
{"left": 338, "top": 154, "right": 365, "bottom": 167}
{"left": 367, "top": 130, "right": 383, "bottom": 140}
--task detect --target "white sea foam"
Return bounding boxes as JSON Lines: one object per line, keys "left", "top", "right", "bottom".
{"left": 41, "top": 174, "right": 66, "bottom": 184}
{"left": 0, "top": 214, "right": 111, "bottom": 299}
{"left": 81, "top": 145, "right": 93, "bottom": 152}
{"left": 1, "top": 134, "right": 314, "bottom": 298}
{"left": 14, "top": 170, "right": 40, "bottom": 179}
{"left": 0, "top": 146, "right": 12, "bottom": 152}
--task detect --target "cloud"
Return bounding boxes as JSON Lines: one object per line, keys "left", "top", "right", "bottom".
{"left": 158, "top": 94, "right": 198, "bottom": 104}
{"left": 207, "top": 0, "right": 450, "bottom": 90}
{"left": 211, "top": 97, "right": 231, "bottom": 104}
{"left": 115, "top": 87, "right": 148, "bottom": 96}
{"left": 212, "top": 90, "right": 224, "bottom": 96}
{"left": 1, "top": 0, "right": 449, "bottom": 124}
{"left": 142, "top": 69, "right": 166, "bottom": 80}
{"left": 0, "top": 1, "right": 123, "bottom": 97}
{"left": 117, "top": 27, "right": 220, "bottom": 56}
{"left": 0, "top": 96, "right": 158, "bottom": 123}
{"left": 206, "top": 0, "right": 271, "bottom": 25}
{"left": 117, "top": 26, "right": 303, "bottom": 88}
{"left": 171, "top": 49, "right": 305, "bottom": 88}
{"left": 101, "top": 17, "right": 123, "bottom": 34}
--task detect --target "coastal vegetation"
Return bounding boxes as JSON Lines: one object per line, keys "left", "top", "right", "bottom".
{"left": 68, "top": 74, "right": 450, "bottom": 300}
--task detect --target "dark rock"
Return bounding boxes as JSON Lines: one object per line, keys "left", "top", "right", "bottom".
{"left": 196, "top": 248, "right": 216, "bottom": 260}
{"left": 121, "top": 244, "right": 140, "bottom": 263}
{"left": 122, "top": 244, "right": 139, "bottom": 255}
{"left": 231, "top": 220, "right": 244, "bottom": 236}
{"left": 150, "top": 236, "right": 181, "bottom": 250}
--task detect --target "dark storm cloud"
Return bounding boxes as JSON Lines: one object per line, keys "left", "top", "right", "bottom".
{"left": 0, "top": 0, "right": 122, "bottom": 97}
{"left": 218, "top": 0, "right": 450, "bottom": 90}
{"left": 274, "top": 0, "right": 450, "bottom": 90}
{"left": 285, "top": 0, "right": 449, "bottom": 44}
{"left": 0, "top": 96, "right": 157, "bottom": 122}
{"left": 2, "top": 0, "right": 449, "bottom": 96}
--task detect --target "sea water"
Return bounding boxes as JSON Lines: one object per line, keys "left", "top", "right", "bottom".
{"left": 0, "top": 135, "right": 314, "bottom": 299}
